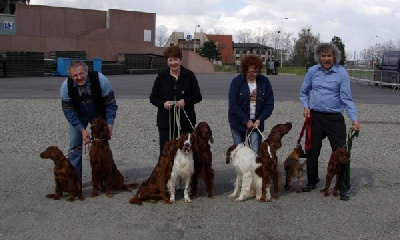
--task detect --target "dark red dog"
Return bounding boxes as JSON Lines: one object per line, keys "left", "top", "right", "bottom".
{"left": 320, "top": 148, "right": 349, "bottom": 197}
{"left": 258, "top": 122, "right": 292, "bottom": 201}
{"left": 89, "top": 117, "right": 137, "bottom": 198}
{"left": 40, "top": 146, "right": 84, "bottom": 202}
{"left": 129, "top": 139, "right": 178, "bottom": 205}
{"left": 191, "top": 122, "right": 215, "bottom": 198}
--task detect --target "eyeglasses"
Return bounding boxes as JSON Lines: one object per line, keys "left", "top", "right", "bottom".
{"left": 247, "top": 70, "right": 260, "bottom": 75}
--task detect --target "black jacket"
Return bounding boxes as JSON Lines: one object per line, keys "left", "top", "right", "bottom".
{"left": 149, "top": 66, "right": 202, "bottom": 129}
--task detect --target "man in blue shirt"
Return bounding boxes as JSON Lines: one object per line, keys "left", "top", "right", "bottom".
{"left": 60, "top": 61, "right": 118, "bottom": 180}
{"left": 300, "top": 43, "right": 361, "bottom": 201}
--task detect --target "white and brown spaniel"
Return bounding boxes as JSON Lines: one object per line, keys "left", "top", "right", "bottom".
{"left": 226, "top": 143, "right": 271, "bottom": 202}
{"left": 167, "top": 133, "right": 195, "bottom": 203}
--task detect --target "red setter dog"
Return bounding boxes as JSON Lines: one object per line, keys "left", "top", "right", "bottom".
{"left": 258, "top": 122, "right": 292, "bottom": 201}
{"left": 191, "top": 122, "right": 215, "bottom": 198}
{"left": 89, "top": 117, "right": 137, "bottom": 198}
{"left": 284, "top": 145, "right": 307, "bottom": 193}
{"left": 129, "top": 139, "right": 178, "bottom": 205}
{"left": 320, "top": 148, "right": 349, "bottom": 197}
{"left": 40, "top": 146, "right": 83, "bottom": 201}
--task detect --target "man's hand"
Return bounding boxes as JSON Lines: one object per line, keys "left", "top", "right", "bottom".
{"left": 81, "top": 129, "right": 90, "bottom": 143}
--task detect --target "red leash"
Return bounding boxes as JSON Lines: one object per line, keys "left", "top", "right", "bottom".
{"left": 64, "top": 142, "right": 91, "bottom": 158}
{"left": 297, "top": 116, "right": 312, "bottom": 151}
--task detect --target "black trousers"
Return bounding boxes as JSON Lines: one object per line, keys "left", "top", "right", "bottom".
{"left": 158, "top": 125, "right": 193, "bottom": 157}
{"left": 306, "top": 110, "right": 347, "bottom": 185}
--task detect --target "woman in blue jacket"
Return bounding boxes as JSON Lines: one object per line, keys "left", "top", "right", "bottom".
{"left": 150, "top": 46, "right": 202, "bottom": 156}
{"left": 228, "top": 54, "right": 274, "bottom": 154}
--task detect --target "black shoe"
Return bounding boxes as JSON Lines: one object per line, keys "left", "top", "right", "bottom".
{"left": 302, "top": 184, "right": 316, "bottom": 192}
{"left": 340, "top": 191, "right": 350, "bottom": 201}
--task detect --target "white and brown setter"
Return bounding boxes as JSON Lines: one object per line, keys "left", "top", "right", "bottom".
{"left": 167, "top": 133, "right": 195, "bottom": 203}
{"left": 226, "top": 143, "right": 266, "bottom": 202}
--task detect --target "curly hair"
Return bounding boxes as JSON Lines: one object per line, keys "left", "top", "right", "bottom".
{"left": 240, "top": 54, "right": 263, "bottom": 73}
{"left": 164, "top": 45, "right": 182, "bottom": 60}
{"left": 314, "top": 43, "right": 341, "bottom": 64}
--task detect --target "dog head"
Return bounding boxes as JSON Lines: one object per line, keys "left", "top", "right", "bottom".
{"left": 162, "top": 139, "right": 178, "bottom": 157}
{"left": 225, "top": 143, "right": 242, "bottom": 164}
{"left": 333, "top": 147, "right": 349, "bottom": 164}
{"left": 294, "top": 144, "right": 307, "bottom": 158}
{"left": 40, "top": 146, "right": 63, "bottom": 163}
{"left": 177, "top": 133, "right": 193, "bottom": 155}
{"left": 90, "top": 117, "right": 110, "bottom": 140}
{"left": 194, "top": 122, "right": 214, "bottom": 144}
{"left": 270, "top": 122, "right": 292, "bottom": 137}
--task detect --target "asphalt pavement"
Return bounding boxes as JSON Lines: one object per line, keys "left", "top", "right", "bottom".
{"left": 1, "top": 73, "right": 400, "bottom": 240}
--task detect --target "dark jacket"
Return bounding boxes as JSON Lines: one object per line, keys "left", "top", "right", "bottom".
{"left": 149, "top": 66, "right": 202, "bottom": 129}
{"left": 228, "top": 73, "right": 274, "bottom": 132}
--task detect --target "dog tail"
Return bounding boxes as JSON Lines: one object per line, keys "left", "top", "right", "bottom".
{"left": 123, "top": 182, "right": 139, "bottom": 191}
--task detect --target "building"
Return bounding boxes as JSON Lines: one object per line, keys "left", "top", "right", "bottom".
{"left": 0, "top": 4, "right": 214, "bottom": 73}
{"left": 233, "top": 43, "right": 274, "bottom": 63}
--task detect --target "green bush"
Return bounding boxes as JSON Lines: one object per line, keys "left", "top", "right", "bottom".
{"left": 214, "top": 64, "right": 307, "bottom": 75}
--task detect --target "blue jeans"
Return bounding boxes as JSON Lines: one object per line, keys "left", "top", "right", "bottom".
{"left": 231, "top": 128, "right": 261, "bottom": 154}
{"left": 68, "top": 124, "right": 83, "bottom": 180}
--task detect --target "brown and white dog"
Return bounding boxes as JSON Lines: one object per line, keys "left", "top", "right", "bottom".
{"left": 40, "top": 146, "right": 84, "bottom": 202}
{"left": 320, "top": 148, "right": 349, "bottom": 197}
{"left": 284, "top": 145, "right": 307, "bottom": 193}
{"left": 167, "top": 133, "right": 195, "bottom": 203}
{"left": 226, "top": 143, "right": 267, "bottom": 202}
{"left": 191, "top": 122, "right": 215, "bottom": 198}
{"left": 129, "top": 139, "right": 178, "bottom": 205}
{"left": 89, "top": 117, "right": 137, "bottom": 198}
{"left": 258, "top": 122, "right": 292, "bottom": 201}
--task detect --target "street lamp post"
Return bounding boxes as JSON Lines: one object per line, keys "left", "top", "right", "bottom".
{"left": 194, "top": 24, "right": 200, "bottom": 53}
{"left": 368, "top": 35, "right": 378, "bottom": 68}
{"left": 280, "top": 17, "right": 288, "bottom": 68}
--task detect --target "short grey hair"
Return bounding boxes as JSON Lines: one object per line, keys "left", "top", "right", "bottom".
{"left": 68, "top": 60, "right": 88, "bottom": 75}
{"left": 314, "top": 43, "right": 341, "bottom": 64}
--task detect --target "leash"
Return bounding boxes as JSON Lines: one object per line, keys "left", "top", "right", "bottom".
{"left": 64, "top": 142, "right": 91, "bottom": 158}
{"left": 168, "top": 102, "right": 195, "bottom": 140}
{"left": 343, "top": 129, "right": 360, "bottom": 190}
{"left": 245, "top": 127, "right": 271, "bottom": 158}
{"left": 296, "top": 116, "right": 311, "bottom": 150}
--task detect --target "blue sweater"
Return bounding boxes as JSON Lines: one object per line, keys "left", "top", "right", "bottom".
{"left": 228, "top": 74, "right": 274, "bottom": 132}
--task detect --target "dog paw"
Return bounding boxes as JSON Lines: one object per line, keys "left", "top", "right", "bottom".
{"left": 228, "top": 193, "right": 236, "bottom": 198}
{"left": 78, "top": 197, "right": 84, "bottom": 201}
{"left": 46, "top": 194, "right": 56, "bottom": 198}
{"left": 67, "top": 198, "right": 75, "bottom": 202}
{"left": 90, "top": 192, "right": 99, "bottom": 198}
{"left": 324, "top": 192, "right": 330, "bottom": 197}
{"left": 106, "top": 192, "right": 113, "bottom": 198}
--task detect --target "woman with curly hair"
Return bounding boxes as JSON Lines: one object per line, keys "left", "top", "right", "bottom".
{"left": 228, "top": 54, "right": 275, "bottom": 154}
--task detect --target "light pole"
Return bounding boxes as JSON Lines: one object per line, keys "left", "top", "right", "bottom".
{"left": 368, "top": 35, "right": 378, "bottom": 67}
{"left": 194, "top": 24, "right": 200, "bottom": 53}
{"left": 280, "top": 17, "right": 288, "bottom": 67}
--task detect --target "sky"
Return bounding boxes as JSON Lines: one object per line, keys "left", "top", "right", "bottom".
{"left": 30, "top": 0, "right": 400, "bottom": 60}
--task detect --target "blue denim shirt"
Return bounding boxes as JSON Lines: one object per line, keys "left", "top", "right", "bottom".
{"left": 228, "top": 73, "right": 274, "bottom": 132}
{"left": 60, "top": 72, "right": 118, "bottom": 131}
{"left": 300, "top": 64, "right": 358, "bottom": 121}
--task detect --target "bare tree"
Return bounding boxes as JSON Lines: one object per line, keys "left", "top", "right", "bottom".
{"left": 156, "top": 26, "right": 168, "bottom": 47}
{"left": 236, "top": 28, "right": 254, "bottom": 43}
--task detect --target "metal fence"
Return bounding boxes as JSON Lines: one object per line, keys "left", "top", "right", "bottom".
{"left": 346, "top": 67, "right": 400, "bottom": 90}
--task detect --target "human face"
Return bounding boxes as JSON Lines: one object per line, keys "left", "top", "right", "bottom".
{"left": 167, "top": 57, "right": 181, "bottom": 72}
{"left": 69, "top": 65, "right": 87, "bottom": 86}
{"left": 246, "top": 66, "right": 259, "bottom": 82}
{"left": 319, "top": 50, "right": 334, "bottom": 71}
